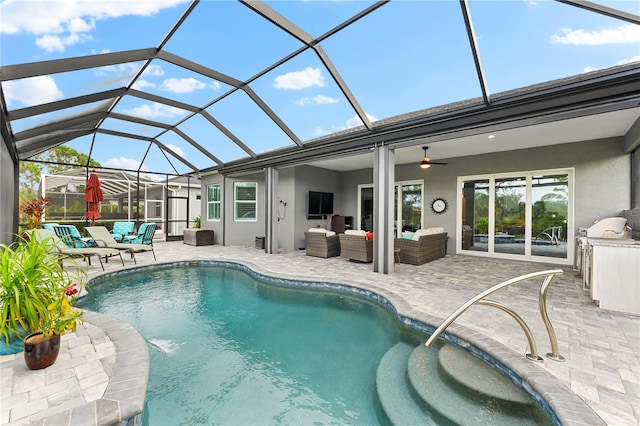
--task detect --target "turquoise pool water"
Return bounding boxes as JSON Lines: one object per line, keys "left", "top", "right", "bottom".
{"left": 79, "top": 265, "right": 400, "bottom": 425}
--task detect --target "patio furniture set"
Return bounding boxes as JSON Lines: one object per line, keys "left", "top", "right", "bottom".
{"left": 34, "top": 222, "right": 157, "bottom": 270}
{"left": 305, "top": 227, "right": 448, "bottom": 265}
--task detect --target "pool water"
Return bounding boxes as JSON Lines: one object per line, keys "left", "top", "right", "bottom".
{"left": 79, "top": 265, "right": 400, "bottom": 425}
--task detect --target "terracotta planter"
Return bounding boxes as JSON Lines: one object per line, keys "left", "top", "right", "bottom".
{"left": 23, "top": 332, "right": 60, "bottom": 370}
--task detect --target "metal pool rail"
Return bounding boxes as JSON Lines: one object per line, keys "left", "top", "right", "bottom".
{"left": 425, "top": 269, "right": 566, "bottom": 362}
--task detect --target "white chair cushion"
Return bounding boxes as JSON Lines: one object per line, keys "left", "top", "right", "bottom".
{"left": 412, "top": 227, "right": 444, "bottom": 241}
{"left": 325, "top": 231, "right": 336, "bottom": 237}
{"left": 345, "top": 229, "right": 367, "bottom": 236}
{"left": 308, "top": 228, "right": 328, "bottom": 233}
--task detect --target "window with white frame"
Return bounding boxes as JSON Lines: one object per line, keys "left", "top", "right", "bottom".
{"left": 207, "top": 184, "right": 221, "bottom": 221}
{"left": 234, "top": 182, "right": 257, "bottom": 221}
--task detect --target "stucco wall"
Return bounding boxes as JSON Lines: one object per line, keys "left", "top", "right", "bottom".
{"left": 200, "top": 137, "right": 631, "bottom": 254}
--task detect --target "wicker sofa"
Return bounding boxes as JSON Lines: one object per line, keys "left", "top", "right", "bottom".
{"left": 304, "top": 231, "right": 340, "bottom": 258}
{"left": 338, "top": 232, "right": 374, "bottom": 263}
{"left": 394, "top": 230, "right": 448, "bottom": 265}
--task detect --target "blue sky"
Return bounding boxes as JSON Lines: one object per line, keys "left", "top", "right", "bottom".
{"left": 1, "top": 0, "right": 639, "bottom": 175}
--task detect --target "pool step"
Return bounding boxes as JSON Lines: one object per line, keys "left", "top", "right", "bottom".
{"left": 375, "top": 342, "right": 436, "bottom": 425}
{"left": 376, "top": 342, "right": 552, "bottom": 426}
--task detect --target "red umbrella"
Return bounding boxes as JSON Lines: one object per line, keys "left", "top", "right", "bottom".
{"left": 85, "top": 172, "right": 104, "bottom": 225}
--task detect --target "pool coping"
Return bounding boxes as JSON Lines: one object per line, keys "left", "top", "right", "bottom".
{"left": 85, "top": 259, "right": 604, "bottom": 426}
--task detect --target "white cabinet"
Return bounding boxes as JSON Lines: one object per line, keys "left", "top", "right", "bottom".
{"left": 589, "top": 239, "right": 640, "bottom": 315}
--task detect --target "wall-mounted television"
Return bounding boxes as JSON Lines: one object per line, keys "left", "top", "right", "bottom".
{"left": 307, "top": 191, "right": 334, "bottom": 219}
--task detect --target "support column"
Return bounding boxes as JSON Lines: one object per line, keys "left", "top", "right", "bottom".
{"left": 265, "top": 167, "right": 279, "bottom": 254}
{"left": 373, "top": 143, "right": 395, "bottom": 274}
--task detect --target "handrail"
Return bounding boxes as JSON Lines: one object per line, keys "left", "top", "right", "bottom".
{"left": 425, "top": 269, "right": 565, "bottom": 362}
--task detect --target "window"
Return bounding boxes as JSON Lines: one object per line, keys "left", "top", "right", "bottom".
{"left": 458, "top": 169, "right": 572, "bottom": 263}
{"left": 207, "top": 184, "right": 221, "bottom": 221}
{"left": 235, "top": 182, "right": 257, "bottom": 221}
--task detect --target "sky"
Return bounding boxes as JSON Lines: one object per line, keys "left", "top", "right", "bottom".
{"left": 1, "top": 0, "right": 639, "bottom": 176}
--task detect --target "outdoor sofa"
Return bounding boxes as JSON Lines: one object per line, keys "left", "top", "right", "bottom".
{"left": 394, "top": 227, "right": 448, "bottom": 265}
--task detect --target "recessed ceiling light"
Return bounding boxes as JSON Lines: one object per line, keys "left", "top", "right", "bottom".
{"left": 488, "top": 134, "right": 495, "bottom": 139}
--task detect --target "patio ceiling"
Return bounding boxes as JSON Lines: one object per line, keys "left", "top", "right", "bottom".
{"left": 1, "top": 0, "right": 639, "bottom": 176}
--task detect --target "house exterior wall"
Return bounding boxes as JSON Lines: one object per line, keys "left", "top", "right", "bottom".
{"left": 224, "top": 172, "right": 266, "bottom": 247}
{"left": 340, "top": 138, "right": 630, "bottom": 254}
{"left": 201, "top": 138, "right": 632, "bottom": 256}
{"left": 291, "top": 165, "right": 342, "bottom": 250}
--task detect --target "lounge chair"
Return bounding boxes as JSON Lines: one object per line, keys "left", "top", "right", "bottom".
{"left": 304, "top": 229, "right": 340, "bottom": 258}
{"left": 122, "top": 222, "right": 156, "bottom": 245}
{"left": 44, "top": 223, "right": 97, "bottom": 247}
{"left": 339, "top": 231, "right": 373, "bottom": 263}
{"left": 32, "top": 229, "right": 124, "bottom": 270}
{"left": 111, "top": 221, "right": 135, "bottom": 243}
{"left": 85, "top": 226, "right": 156, "bottom": 264}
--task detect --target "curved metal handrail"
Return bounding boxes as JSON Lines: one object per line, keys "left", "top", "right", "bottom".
{"left": 425, "top": 269, "right": 565, "bottom": 362}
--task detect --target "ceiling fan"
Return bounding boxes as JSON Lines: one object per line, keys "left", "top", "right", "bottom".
{"left": 419, "top": 146, "right": 448, "bottom": 169}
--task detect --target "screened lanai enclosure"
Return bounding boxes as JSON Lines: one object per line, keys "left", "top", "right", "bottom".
{"left": 38, "top": 168, "right": 201, "bottom": 239}
{"left": 1, "top": 0, "right": 639, "bottom": 258}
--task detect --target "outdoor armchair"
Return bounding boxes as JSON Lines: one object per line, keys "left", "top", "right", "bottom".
{"left": 338, "top": 231, "right": 373, "bottom": 263}
{"left": 86, "top": 226, "right": 156, "bottom": 264}
{"left": 304, "top": 229, "right": 340, "bottom": 258}
{"left": 394, "top": 229, "right": 448, "bottom": 265}
{"left": 31, "top": 228, "right": 124, "bottom": 271}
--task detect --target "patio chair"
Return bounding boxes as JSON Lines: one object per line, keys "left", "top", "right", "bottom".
{"left": 394, "top": 228, "right": 448, "bottom": 265}
{"left": 111, "top": 221, "right": 135, "bottom": 243}
{"left": 86, "top": 226, "right": 156, "bottom": 264}
{"left": 339, "top": 231, "right": 373, "bottom": 263}
{"left": 44, "top": 223, "right": 96, "bottom": 248}
{"left": 304, "top": 229, "right": 340, "bottom": 258}
{"left": 123, "top": 222, "right": 157, "bottom": 245}
{"left": 31, "top": 229, "right": 124, "bottom": 271}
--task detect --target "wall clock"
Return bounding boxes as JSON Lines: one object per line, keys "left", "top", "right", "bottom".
{"left": 431, "top": 197, "right": 448, "bottom": 214}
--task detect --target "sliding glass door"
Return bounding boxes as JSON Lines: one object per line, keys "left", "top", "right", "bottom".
{"left": 459, "top": 169, "right": 572, "bottom": 263}
{"left": 358, "top": 181, "right": 423, "bottom": 235}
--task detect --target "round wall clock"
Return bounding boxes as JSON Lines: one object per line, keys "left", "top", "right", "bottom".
{"left": 431, "top": 197, "right": 448, "bottom": 214}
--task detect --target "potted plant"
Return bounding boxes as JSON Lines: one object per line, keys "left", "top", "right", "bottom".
{"left": 193, "top": 215, "right": 201, "bottom": 229}
{"left": 20, "top": 196, "right": 49, "bottom": 229}
{"left": 0, "top": 234, "right": 86, "bottom": 368}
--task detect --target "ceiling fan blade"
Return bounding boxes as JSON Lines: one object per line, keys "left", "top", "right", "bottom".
{"left": 429, "top": 161, "right": 448, "bottom": 165}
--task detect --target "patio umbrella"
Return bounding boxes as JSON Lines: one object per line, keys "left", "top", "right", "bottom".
{"left": 84, "top": 171, "right": 104, "bottom": 225}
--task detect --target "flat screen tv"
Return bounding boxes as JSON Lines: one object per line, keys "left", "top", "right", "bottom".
{"left": 307, "top": 191, "right": 334, "bottom": 219}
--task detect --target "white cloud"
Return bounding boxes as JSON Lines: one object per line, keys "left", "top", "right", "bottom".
{"left": 274, "top": 67, "right": 324, "bottom": 90}
{"left": 122, "top": 102, "right": 188, "bottom": 119}
{"left": 160, "top": 78, "right": 208, "bottom": 93}
{"left": 165, "top": 144, "right": 186, "bottom": 157}
{"left": 294, "top": 95, "right": 339, "bottom": 106}
{"left": 3, "top": 76, "right": 63, "bottom": 107}
{"left": 583, "top": 55, "right": 640, "bottom": 73}
{"left": 346, "top": 113, "right": 378, "bottom": 129}
{"left": 103, "top": 157, "right": 144, "bottom": 170}
{"left": 550, "top": 24, "right": 640, "bottom": 45}
{"left": 132, "top": 80, "right": 156, "bottom": 90}
{"left": 143, "top": 64, "right": 165, "bottom": 77}
{"left": 0, "top": 0, "right": 188, "bottom": 52}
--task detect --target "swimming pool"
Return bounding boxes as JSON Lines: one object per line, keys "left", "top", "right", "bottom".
{"left": 80, "top": 262, "right": 555, "bottom": 425}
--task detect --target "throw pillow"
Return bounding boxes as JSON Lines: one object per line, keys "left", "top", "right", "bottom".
{"left": 402, "top": 232, "right": 415, "bottom": 240}
{"left": 366, "top": 232, "right": 374, "bottom": 240}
